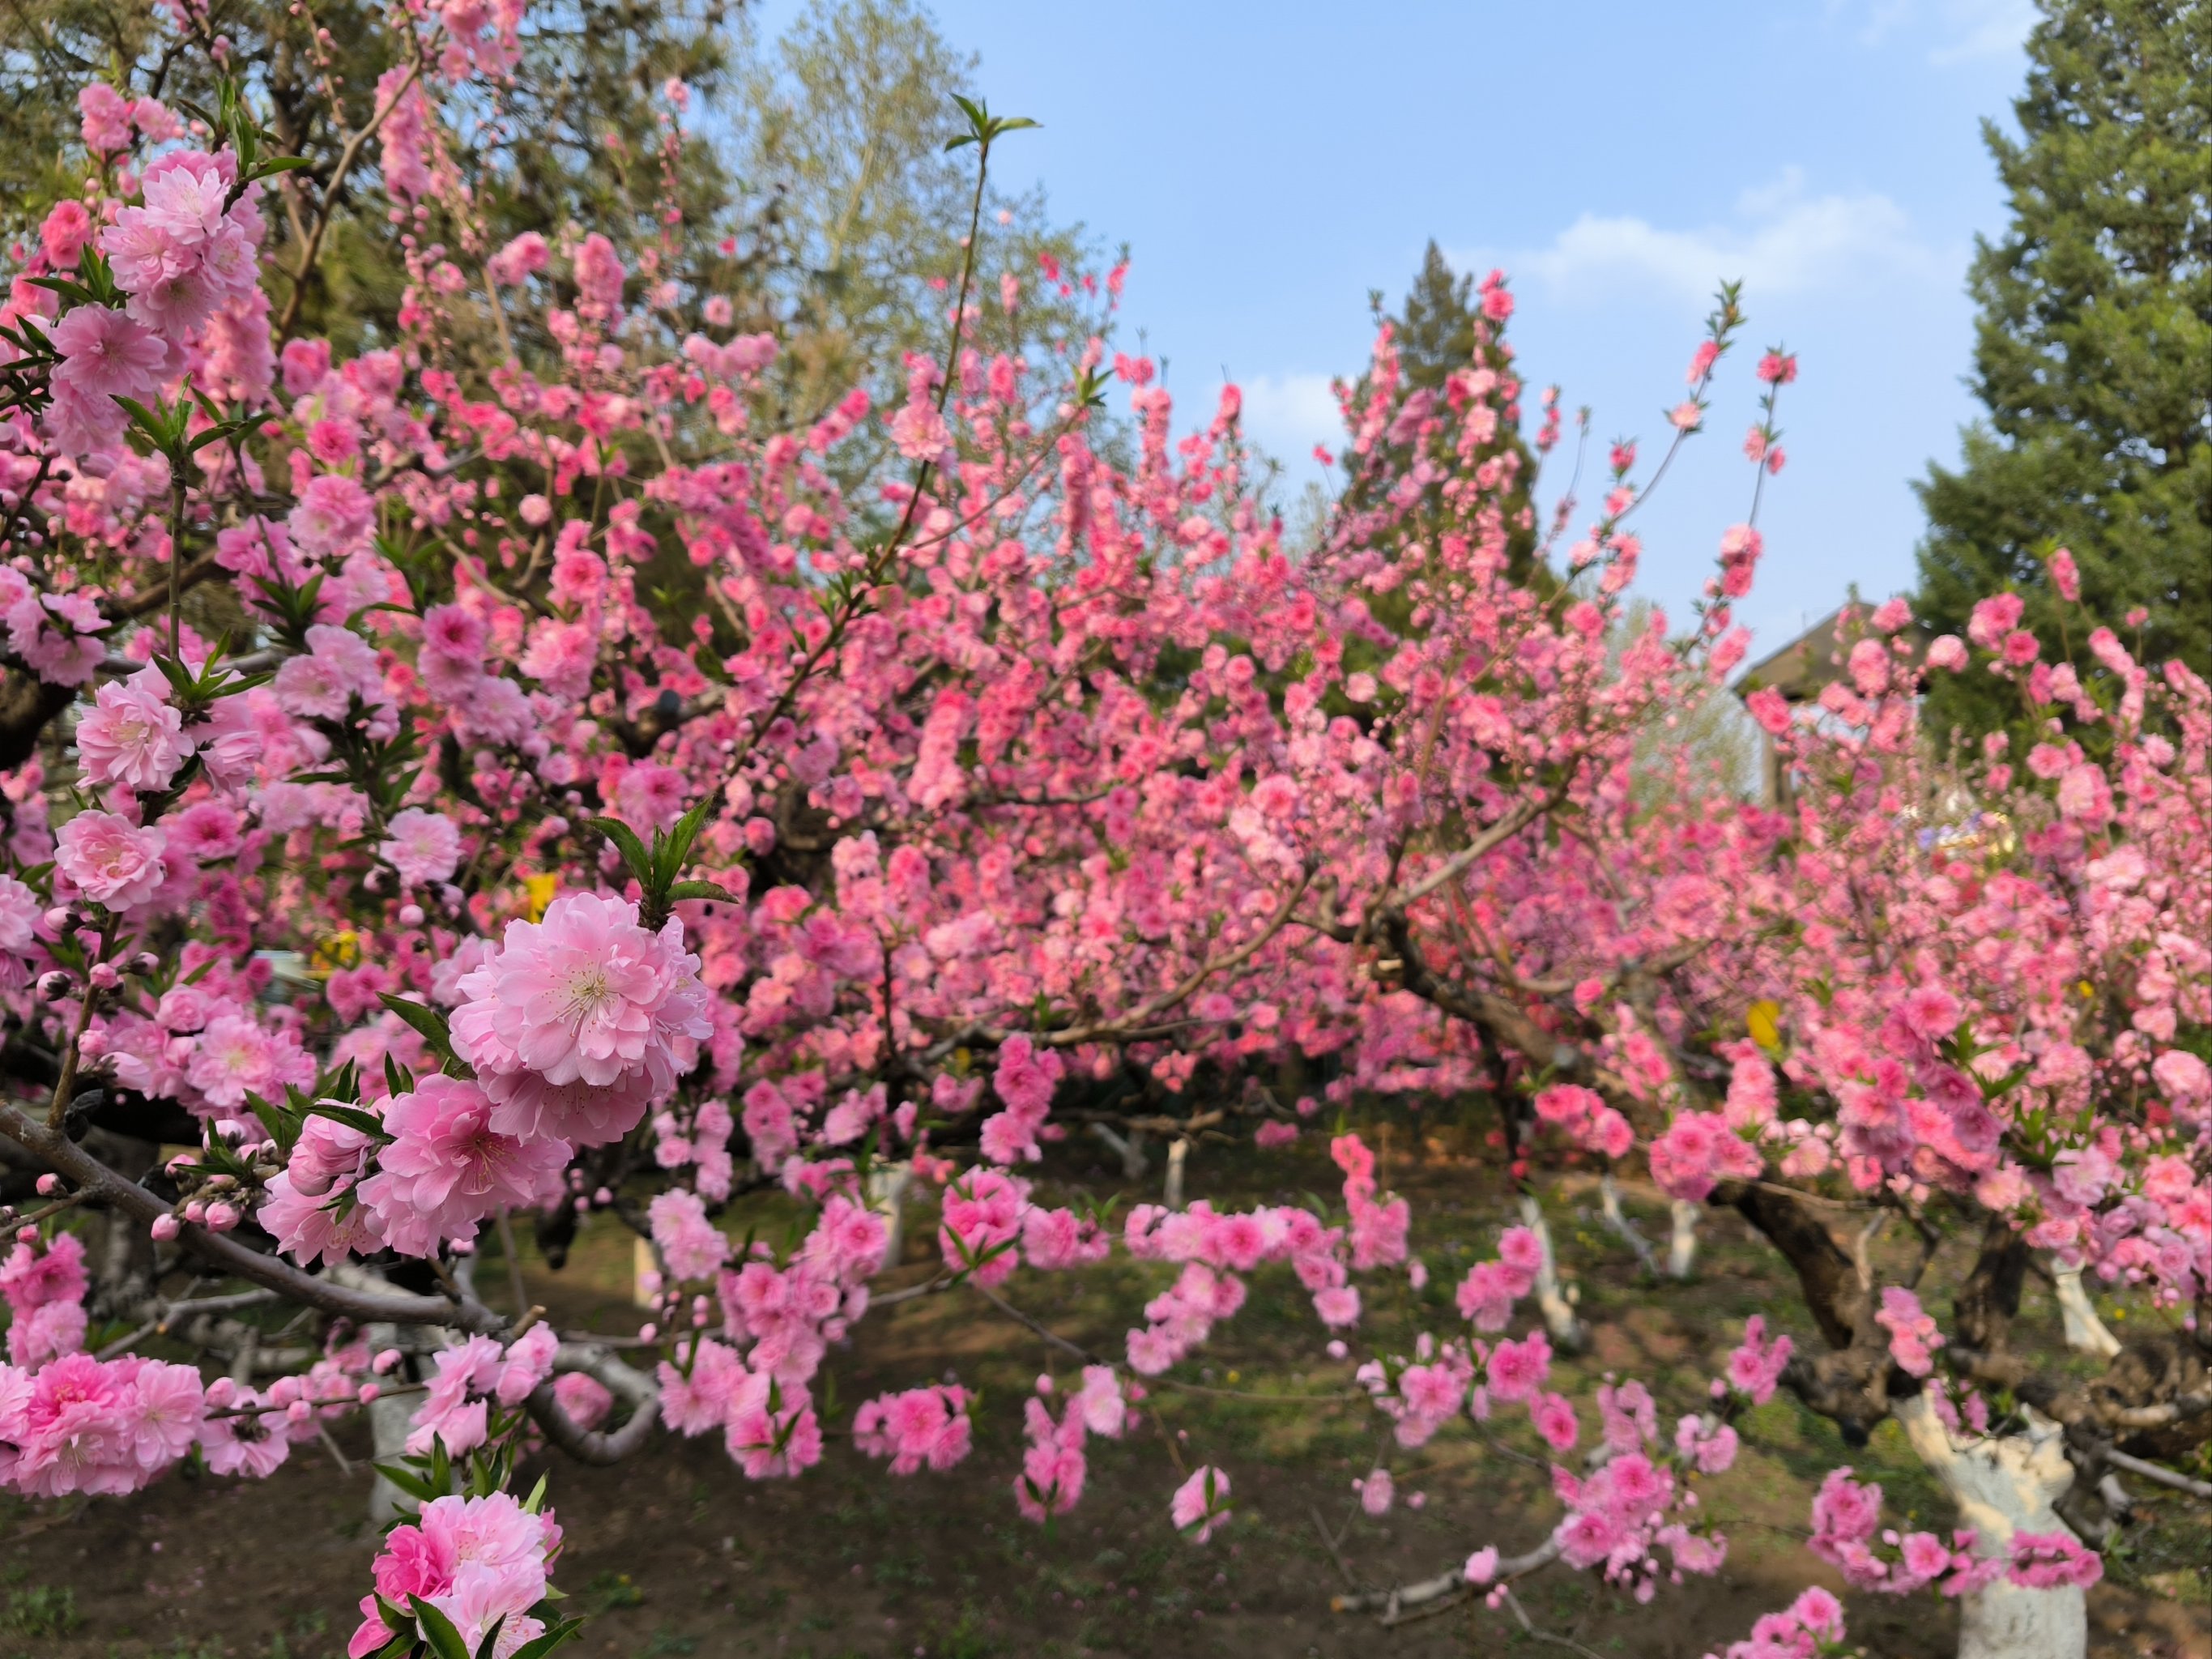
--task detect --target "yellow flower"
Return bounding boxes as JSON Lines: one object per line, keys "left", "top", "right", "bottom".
{"left": 1747, "top": 1000, "right": 1783, "bottom": 1051}
{"left": 522, "top": 872, "right": 559, "bottom": 923}
{"left": 309, "top": 930, "right": 361, "bottom": 979}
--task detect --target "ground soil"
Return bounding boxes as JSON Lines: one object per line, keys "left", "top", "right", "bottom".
{"left": 2, "top": 1120, "right": 2206, "bottom": 1659}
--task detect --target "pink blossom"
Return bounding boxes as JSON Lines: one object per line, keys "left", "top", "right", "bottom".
{"left": 359, "top": 1074, "right": 571, "bottom": 1256}
{"left": 379, "top": 808, "right": 462, "bottom": 885}
{"left": 55, "top": 811, "right": 167, "bottom": 908}
{"left": 75, "top": 678, "right": 192, "bottom": 793}
{"left": 49, "top": 305, "right": 171, "bottom": 403}
{"left": 1170, "top": 1465, "right": 1231, "bottom": 1543}
{"left": 452, "top": 892, "right": 712, "bottom": 1115}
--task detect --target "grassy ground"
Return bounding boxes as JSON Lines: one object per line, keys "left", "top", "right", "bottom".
{"left": 3, "top": 1115, "right": 2206, "bottom": 1659}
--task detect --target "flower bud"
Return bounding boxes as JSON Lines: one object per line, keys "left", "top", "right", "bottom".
{"left": 34, "top": 1174, "right": 59, "bottom": 1196}
{"left": 150, "top": 1213, "right": 181, "bottom": 1241}
{"left": 88, "top": 962, "right": 120, "bottom": 989}
{"left": 204, "top": 1201, "right": 240, "bottom": 1231}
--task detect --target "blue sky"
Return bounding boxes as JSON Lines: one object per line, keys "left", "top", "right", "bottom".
{"left": 765, "top": 0, "right": 2039, "bottom": 650}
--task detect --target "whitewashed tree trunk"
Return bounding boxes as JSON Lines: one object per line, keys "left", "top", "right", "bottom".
{"left": 1163, "top": 1136, "right": 1191, "bottom": 1210}
{"left": 632, "top": 1234, "right": 660, "bottom": 1309}
{"left": 1516, "top": 1194, "right": 1585, "bottom": 1352}
{"left": 1088, "top": 1122, "right": 1150, "bottom": 1182}
{"left": 866, "top": 1158, "right": 913, "bottom": 1268}
{"left": 1598, "top": 1176, "right": 1658, "bottom": 1274}
{"left": 2050, "top": 1265, "right": 2121, "bottom": 1358}
{"left": 1666, "top": 1199, "right": 1701, "bottom": 1281}
{"left": 1892, "top": 1393, "right": 2087, "bottom": 1659}
{"left": 365, "top": 1323, "right": 416, "bottom": 1524}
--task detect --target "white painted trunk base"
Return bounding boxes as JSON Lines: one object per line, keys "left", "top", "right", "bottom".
{"left": 1893, "top": 1393, "right": 2087, "bottom": 1659}
{"left": 1516, "top": 1194, "right": 1585, "bottom": 1351}
{"left": 1163, "top": 1136, "right": 1191, "bottom": 1210}
{"left": 1666, "top": 1199, "right": 1700, "bottom": 1281}
{"left": 2051, "top": 1265, "right": 2122, "bottom": 1358}
{"left": 365, "top": 1322, "right": 415, "bottom": 1524}
{"left": 866, "top": 1158, "right": 913, "bottom": 1268}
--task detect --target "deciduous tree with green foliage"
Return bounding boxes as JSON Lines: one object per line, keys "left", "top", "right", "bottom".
{"left": 1914, "top": 0, "right": 2211, "bottom": 738}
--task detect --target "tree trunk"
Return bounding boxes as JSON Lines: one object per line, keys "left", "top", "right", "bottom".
{"left": 1598, "top": 1175, "right": 1658, "bottom": 1274}
{"left": 1666, "top": 1199, "right": 1701, "bottom": 1281}
{"left": 365, "top": 1324, "right": 416, "bottom": 1524}
{"left": 865, "top": 1158, "right": 913, "bottom": 1268}
{"left": 1516, "top": 1193, "right": 1585, "bottom": 1352}
{"left": 1088, "top": 1122, "right": 1150, "bottom": 1182}
{"left": 1892, "top": 1392, "right": 2087, "bottom": 1659}
{"left": 2050, "top": 1265, "right": 2121, "bottom": 1358}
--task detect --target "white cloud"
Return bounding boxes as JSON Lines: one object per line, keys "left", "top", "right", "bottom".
{"left": 1926, "top": 0, "right": 2035, "bottom": 64}
{"left": 1498, "top": 168, "right": 1944, "bottom": 306}
{"left": 1234, "top": 371, "right": 1344, "bottom": 466}
{"left": 1826, "top": 0, "right": 2033, "bottom": 62}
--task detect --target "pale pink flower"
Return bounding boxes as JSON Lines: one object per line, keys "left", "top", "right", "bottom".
{"left": 379, "top": 808, "right": 462, "bottom": 885}
{"left": 55, "top": 810, "right": 167, "bottom": 908}
{"left": 1170, "top": 1465, "right": 1231, "bottom": 1543}
{"left": 75, "top": 678, "right": 192, "bottom": 792}
{"left": 49, "top": 305, "right": 170, "bottom": 402}
{"left": 452, "top": 891, "right": 712, "bottom": 1097}
{"left": 288, "top": 472, "right": 375, "bottom": 557}
{"left": 359, "top": 1074, "right": 572, "bottom": 1257}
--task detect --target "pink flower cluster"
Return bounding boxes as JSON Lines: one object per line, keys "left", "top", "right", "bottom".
{"left": 1014, "top": 1372, "right": 1128, "bottom": 1522}
{"left": 1807, "top": 1468, "right": 1997, "bottom": 1597}
{"left": 1701, "top": 1587, "right": 1847, "bottom": 1659}
{"left": 0, "top": 1351, "right": 206, "bottom": 1498}
{"left": 1720, "top": 1316, "right": 1794, "bottom": 1405}
{"left": 1453, "top": 1225, "right": 1545, "bottom": 1331}
{"left": 1534, "top": 1084, "right": 1634, "bottom": 1158}
{"left": 853, "top": 1383, "right": 974, "bottom": 1475}
{"left": 1874, "top": 1287, "right": 1945, "bottom": 1378}
{"left": 2005, "top": 1529, "right": 2103, "bottom": 1590}
{"left": 980, "top": 1033, "right": 1062, "bottom": 1163}
{"left": 357, "top": 1074, "right": 569, "bottom": 1257}
{"left": 406, "top": 1328, "right": 559, "bottom": 1459}
{"left": 1, "top": 1232, "right": 88, "bottom": 1366}
{"left": 451, "top": 891, "right": 714, "bottom": 1145}
{"left": 347, "top": 1491, "right": 562, "bottom": 1659}
{"left": 1646, "top": 1111, "right": 1762, "bottom": 1204}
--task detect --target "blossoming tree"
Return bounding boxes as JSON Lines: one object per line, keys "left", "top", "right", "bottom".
{"left": 0, "top": 6, "right": 2202, "bottom": 1659}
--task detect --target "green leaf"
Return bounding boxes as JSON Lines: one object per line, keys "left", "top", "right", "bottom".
{"left": 589, "top": 817, "right": 653, "bottom": 887}
{"left": 378, "top": 994, "right": 468, "bottom": 1074}
{"left": 409, "top": 1596, "right": 473, "bottom": 1659}
{"left": 472, "top": 1614, "right": 509, "bottom": 1659}
{"left": 506, "top": 1617, "right": 586, "bottom": 1659}
{"left": 371, "top": 1461, "right": 437, "bottom": 1503}
{"left": 664, "top": 879, "right": 736, "bottom": 905}
{"left": 309, "top": 1101, "right": 391, "bottom": 1140}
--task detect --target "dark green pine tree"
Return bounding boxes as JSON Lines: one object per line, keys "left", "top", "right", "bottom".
{"left": 1341, "top": 241, "right": 1540, "bottom": 578}
{"left": 1914, "top": 0, "right": 2211, "bottom": 737}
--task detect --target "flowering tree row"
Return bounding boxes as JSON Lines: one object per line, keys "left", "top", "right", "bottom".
{"left": 0, "top": 6, "right": 2202, "bottom": 1659}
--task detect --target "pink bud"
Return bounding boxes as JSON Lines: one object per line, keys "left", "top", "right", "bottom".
{"left": 358, "top": 1383, "right": 381, "bottom": 1403}
{"left": 88, "top": 962, "right": 120, "bottom": 989}
{"left": 373, "top": 1349, "right": 403, "bottom": 1374}
{"left": 15, "top": 1225, "right": 36, "bottom": 1243}
{"left": 150, "top": 1213, "right": 181, "bottom": 1241}
{"left": 182, "top": 1201, "right": 207, "bottom": 1224}
{"left": 637, "top": 1323, "right": 658, "bottom": 1342}
{"left": 34, "top": 1174, "right": 59, "bottom": 1196}
{"left": 204, "top": 1201, "right": 240, "bottom": 1231}
{"left": 399, "top": 903, "right": 424, "bottom": 927}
